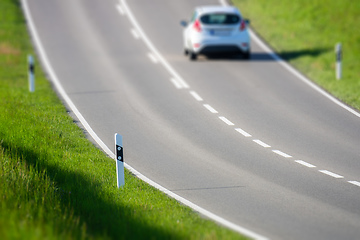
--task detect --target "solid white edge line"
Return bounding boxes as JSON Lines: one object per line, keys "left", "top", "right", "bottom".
{"left": 218, "top": 2, "right": 360, "bottom": 119}
{"left": 125, "top": 163, "right": 269, "bottom": 240}
{"left": 251, "top": 27, "right": 360, "bottom": 118}
{"left": 249, "top": 27, "right": 360, "bottom": 119}
{"left": 121, "top": 0, "right": 189, "bottom": 89}
{"left": 190, "top": 91, "right": 203, "bottom": 101}
{"left": 319, "top": 170, "right": 344, "bottom": 179}
{"left": 203, "top": 104, "right": 218, "bottom": 113}
{"left": 348, "top": 181, "right": 360, "bottom": 187}
{"left": 235, "top": 128, "right": 252, "bottom": 137}
{"left": 253, "top": 140, "right": 271, "bottom": 148}
{"left": 23, "top": 1, "right": 268, "bottom": 239}
{"left": 21, "top": 0, "right": 113, "bottom": 158}
{"left": 219, "top": 116, "right": 235, "bottom": 126}
{"left": 295, "top": 160, "right": 316, "bottom": 168}
{"left": 272, "top": 150, "right": 292, "bottom": 158}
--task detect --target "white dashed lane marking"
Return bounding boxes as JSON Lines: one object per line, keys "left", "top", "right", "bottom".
{"left": 116, "top": 4, "right": 125, "bottom": 15}
{"left": 319, "top": 170, "right": 344, "bottom": 179}
{"left": 272, "top": 150, "right": 292, "bottom": 158}
{"left": 170, "top": 78, "right": 182, "bottom": 89}
{"left": 203, "top": 104, "right": 218, "bottom": 113}
{"left": 295, "top": 160, "right": 316, "bottom": 168}
{"left": 117, "top": 0, "right": 360, "bottom": 192}
{"left": 253, "top": 139, "right": 271, "bottom": 148}
{"left": 131, "top": 28, "right": 140, "bottom": 39}
{"left": 219, "top": 116, "right": 235, "bottom": 126}
{"left": 348, "top": 181, "right": 360, "bottom": 187}
{"left": 190, "top": 91, "right": 203, "bottom": 101}
{"left": 147, "top": 53, "right": 158, "bottom": 63}
{"left": 120, "top": 0, "right": 190, "bottom": 89}
{"left": 235, "top": 128, "right": 252, "bottom": 137}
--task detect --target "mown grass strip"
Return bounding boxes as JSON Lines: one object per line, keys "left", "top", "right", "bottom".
{"left": 234, "top": 0, "right": 360, "bottom": 111}
{"left": 0, "top": 0, "right": 248, "bottom": 239}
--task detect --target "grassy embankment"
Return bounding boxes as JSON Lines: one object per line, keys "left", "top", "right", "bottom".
{"left": 0, "top": 0, "right": 247, "bottom": 239}
{"left": 234, "top": 0, "right": 360, "bottom": 110}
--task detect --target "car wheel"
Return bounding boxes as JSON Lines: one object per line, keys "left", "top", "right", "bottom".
{"left": 184, "top": 49, "right": 189, "bottom": 56}
{"left": 243, "top": 51, "right": 251, "bottom": 60}
{"left": 189, "top": 52, "right": 197, "bottom": 61}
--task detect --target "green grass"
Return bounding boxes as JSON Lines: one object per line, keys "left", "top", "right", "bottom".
{"left": 0, "top": 0, "right": 248, "bottom": 239}
{"left": 234, "top": 0, "right": 360, "bottom": 110}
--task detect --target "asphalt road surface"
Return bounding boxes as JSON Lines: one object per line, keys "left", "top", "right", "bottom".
{"left": 24, "top": 0, "right": 360, "bottom": 239}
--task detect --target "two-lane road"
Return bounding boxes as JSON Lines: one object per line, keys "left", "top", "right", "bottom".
{"left": 24, "top": 0, "right": 360, "bottom": 239}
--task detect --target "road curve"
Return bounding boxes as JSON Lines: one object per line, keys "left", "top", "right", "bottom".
{"left": 25, "top": 0, "right": 360, "bottom": 239}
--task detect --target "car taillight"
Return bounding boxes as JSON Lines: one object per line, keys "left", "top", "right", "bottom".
{"left": 240, "top": 20, "right": 246, "bottom": 31}
{"left": 193, "top": 19, "right": 201, "bottom": 32}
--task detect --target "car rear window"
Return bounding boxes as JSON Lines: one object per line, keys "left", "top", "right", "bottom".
{"left": 200, "top": 14, "right": 240, "bottom": 25}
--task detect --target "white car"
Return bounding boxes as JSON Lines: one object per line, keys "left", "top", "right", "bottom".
{"left": 181, "top": 5, "right": 250, "bottom": 60}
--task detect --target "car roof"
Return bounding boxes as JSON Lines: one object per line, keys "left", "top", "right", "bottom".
{"left": 195, "top": 5, "right": 240, "bottom": 15}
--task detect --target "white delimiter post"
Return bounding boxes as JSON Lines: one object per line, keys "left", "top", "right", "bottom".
{"left": 335, "top": 43, "right": 342, "bottom": 80}
{"left": 28, "top": 55, "right": 35, "bottom": 92}
{"left": 115, "top": 133, "right": 125, "bottom": 188}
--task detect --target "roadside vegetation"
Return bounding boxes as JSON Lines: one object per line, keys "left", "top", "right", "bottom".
{"left": 0, "top": 0, "right": 247, "bottom": 239}
{"left": 234, "top": 0, "right": 360, "bottom": 110}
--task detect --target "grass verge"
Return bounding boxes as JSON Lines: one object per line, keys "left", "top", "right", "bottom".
{"left": 234, "top": 0, "right": 360, "bottom": 111}
{"left": 0, "top": 0, "right": 248, "bottom": 239}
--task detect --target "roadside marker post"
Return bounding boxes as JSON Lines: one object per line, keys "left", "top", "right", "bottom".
{"left": 335, "top": 43, "right": 342, "bottom": 80}
{"left": 28, "top": 55, "right": 35, "bottom": 92}
{"left": 115, "top": 133, "right": 125, "bottom": 188}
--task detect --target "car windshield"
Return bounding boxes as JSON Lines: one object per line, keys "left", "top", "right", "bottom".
{"left": 200, "top": 14, "right": 240, "bottom": 25}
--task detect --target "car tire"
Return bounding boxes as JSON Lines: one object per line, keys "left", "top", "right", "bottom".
{"left": 243, "top": 51, "right": 251, "bottom": 60}
{"left": 184, "top": 49, "right": 189, "bottom": 56}
{"left": 189, "top": 52, "right": 197, "bottom": 61}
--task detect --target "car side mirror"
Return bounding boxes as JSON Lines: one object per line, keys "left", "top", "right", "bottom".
{"left": 180, "top": 20, "right": 188, "bottom": 27}
{"left": 244, "top": 19, "right": 250, "bottom": 25}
